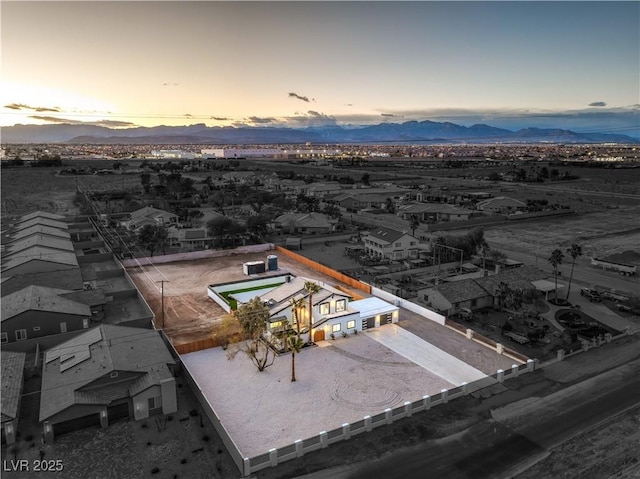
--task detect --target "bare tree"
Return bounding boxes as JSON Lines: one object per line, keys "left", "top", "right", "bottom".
{"left": 226, "top": 298, "right": 276, "bottom": 372}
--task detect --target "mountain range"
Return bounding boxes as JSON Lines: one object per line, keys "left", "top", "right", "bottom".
{"left": 2, "top": 120, "right": 637, "bottom": 144}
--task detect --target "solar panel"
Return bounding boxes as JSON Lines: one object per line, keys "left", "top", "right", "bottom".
{"left": 45, "top": 327, "right": 102, "bottom": 372}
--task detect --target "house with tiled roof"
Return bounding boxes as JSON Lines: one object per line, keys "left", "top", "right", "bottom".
{"left": 123, "top": 206, "right": 178, "bottom": 232}
{"left": 273, "top": 212, "right": 335, "bottom": 235}
{"left": 1, "top": 285, "right": 93, "bottom": 344}
{"left": 420, "top": 265, "right": 550, "bottom": 316}
{"left": 39, "top": 325, "right": 177, "bottom": 441}
{"left": 1, "top": 351, "right": 26, "bottom": 445}
{"left": 476, "top": 196, "right": 527, "bottom": 214}
{"left": 399, "top": 203, "right": 474, "bottom": 223}
{"left": 362, "top": 226, "right": 420, "bottom": 260}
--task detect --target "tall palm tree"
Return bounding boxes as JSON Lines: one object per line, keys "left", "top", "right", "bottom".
{"left": 304, "top": 281, "right": 321, "bottom": 344}
{"left": 565, "top": 243, "right": 583, "bottom": 300}
{"left": 289, "top": 297, "right": 306, "bottom": 382}
{"left": 548, "top": 248, "right": 565, "bottom": 302}
{"left": 479, "top": 240, "right": 490, "bottom": 277}
{"left": 288, "top": 335, "right": 304, "bottom": 382}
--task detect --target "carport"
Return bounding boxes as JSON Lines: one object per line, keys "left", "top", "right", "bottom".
{"left": 532, "top": 279, "right": 563, "bottom": 300}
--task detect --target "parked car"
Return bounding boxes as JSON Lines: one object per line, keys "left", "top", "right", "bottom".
{"left": 616, "top": 304, "right": 632, "bottom": 312}
{"left": 458, "top": 308, "right": 473, "bottom": 321}
{"left": 581, "top": 288, "right": 602, "bottom": 302}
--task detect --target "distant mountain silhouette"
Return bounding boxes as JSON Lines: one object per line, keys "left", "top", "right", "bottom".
{"left": 2, "top": 120, "right": 637, "bottom": 144}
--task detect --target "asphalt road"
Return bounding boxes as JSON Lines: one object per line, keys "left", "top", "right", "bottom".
{"left": 345, "top": 360, "right": 640, "bottom": 479}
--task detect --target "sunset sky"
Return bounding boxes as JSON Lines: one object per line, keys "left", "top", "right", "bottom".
{"left": 2, "top": 1, "right": 639, "bottom": 136}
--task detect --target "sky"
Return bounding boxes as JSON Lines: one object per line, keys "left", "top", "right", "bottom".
{"left": 2, "top": 1, "right": 639, "bottom": 137}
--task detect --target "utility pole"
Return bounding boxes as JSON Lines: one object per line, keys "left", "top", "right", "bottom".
{"left": 155, "top": 280, "right": 169, "bottom": 329}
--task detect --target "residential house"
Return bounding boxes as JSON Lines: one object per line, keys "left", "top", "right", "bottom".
{"left": 39, "top": 325, "right": 177, "bottom": 441}
{"left": 273, "top": 212, "right": 335, "bottom": 235}
{"left": 476, "top": 196, "right": 527, "bottom": 214}
{"left": 261, "top": 277, "right": 399, "bottom": 343}
{"left": 399, "top": 203, "right": 474, "bottom": 223}
{"left": 1, "top": 285, "right": 93, "bottom": 344}
{"left": 1, "top": 351, "right": 26, "bottom": 445}
{"left": 421, "top": 279, "right": 494, "bottom": 316}
{"left": 362, "top": 226, "right": 420, "bottom": 260}
{"left": 304, "top": 182, "right": 343, "bottom": 198}
{"left": 420, "top": 265, "right": 550, "bottom": 316}
{"left": 168, "top": 228, "right": 213, "bottom": 251}
{"left": 124, "top": 206, "right": 178, "bottom": 232}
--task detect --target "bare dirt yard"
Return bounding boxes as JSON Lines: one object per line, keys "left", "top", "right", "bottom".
{"left": 125, "top": 252, "right": 364, "bottom": 345}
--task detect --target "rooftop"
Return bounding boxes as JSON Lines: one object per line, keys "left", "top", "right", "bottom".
{"left": 1, "top": 351, "right": 26, "bottom": 423}
{"left": 40, "top": 325, "right": 175, "bottom": 421}
{"left": 1, "top": 285, "right": 91, "bottom": 322}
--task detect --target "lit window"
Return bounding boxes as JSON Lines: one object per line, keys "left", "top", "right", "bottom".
{"left": 270, "top": 321, "right": 283, "bottom": 329}
{"left": 347, "top": 320, "right": 356, "bottom": 329}
{"left": 336, "top": 299, "right": 347, "bottom": 312}
{"left": 332, "top": 323, "right": 341, "bottom": 333}
{"left": 320, "top": 303, "right": 330, "bottom": 315}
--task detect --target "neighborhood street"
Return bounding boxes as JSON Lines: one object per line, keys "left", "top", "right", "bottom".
{"left": 297, "top": 338, "right": 640, "bottom": 479}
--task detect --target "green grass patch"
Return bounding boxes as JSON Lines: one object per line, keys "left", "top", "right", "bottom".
{"left": 219, "top": 282, "right": 284, "bottom": 310}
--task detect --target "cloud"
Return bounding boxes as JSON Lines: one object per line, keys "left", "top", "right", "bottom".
{"left": 288, "top": 92, "right": 310, "bottom": 103}
{"left": 5, "top": 103, "right": 61, "bottom": 112}
{"left": 28, "top": 115, "right": 135, "bottom": 127}
{"left": 247, "top": 116, "right": 276, "bottom": 124}
{"left": 163, "top": 82, "right": 179, "bottom": 87}
{"left": 183, "top": 113, "right": 193, "bottom": 118}
{"left": 211, "top": 116, "right": 229, "bottom": 121}
{"left": 589, "top": 102, "right": 607, "bottom": 107}
{"left": 381, "top": 113, "right": 403, "bottom": 118}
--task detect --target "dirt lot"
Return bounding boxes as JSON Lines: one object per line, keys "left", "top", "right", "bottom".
{"left": 125, "top": 252, "right": 364, "bottom": 345}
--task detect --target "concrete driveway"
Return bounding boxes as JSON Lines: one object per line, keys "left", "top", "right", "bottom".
{"left": 366, "top": 323, "right": 487, "bottom": 385}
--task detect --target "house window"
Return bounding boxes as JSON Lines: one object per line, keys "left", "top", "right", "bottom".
{"left": 16, "top": 329, "right": 27, "bottom": 341}
{"left": 33, "top": 326, "right": 41, "bottom": 332}
{"left": 320, "top": 303, "right": 330, "bottom": 315}
{"left": 148, "top": 396, "right": 162, "bottom": 410}
{"left": 395, "top": 242, "right": 401, "bottom": 247}
{"left": 110, "top": 371, "right": 119, "bottom": 378}
{"left": 83, "top": 318, "right": 89, "bottom": 329}
{"left": 332, "top": 323, "right": 341, "bottom": 333}
{"left": 471, "top": 299, "right": 477, "bottom": 308}
{"left": 0, "top": 333, "right": 7, "bottom": 343}
{"left": 335, "top": 299, "right": 346, "bottom": 312}
{"left": 347, "top": 320, "right": 356, "bottom": 329}
{"left": 270, "top": 320, "right": 283, "bottom": 329}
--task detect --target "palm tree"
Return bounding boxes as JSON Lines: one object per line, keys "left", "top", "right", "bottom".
{"left": 548, "top": 248, "right": 565, "bottom": 302}
{"left": 479, "top": 240, "right": 490, "bottom": 276}
{"left": 565, "top": 243, "right": 582, "bottom": 300}
{"left": 289, "top": 297, "right": 306, "bottom": 381}
{"left": 304, "top": 281, "right": 320, "bottom": 344}
{"left": 288, "top": 335, "right": 304, "bottom": 382}
{"left": 409, "top": 215, "right": 420, "bottom": 237}
{"left": 494, "top": 281, "right": 510, "bottom": 311}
